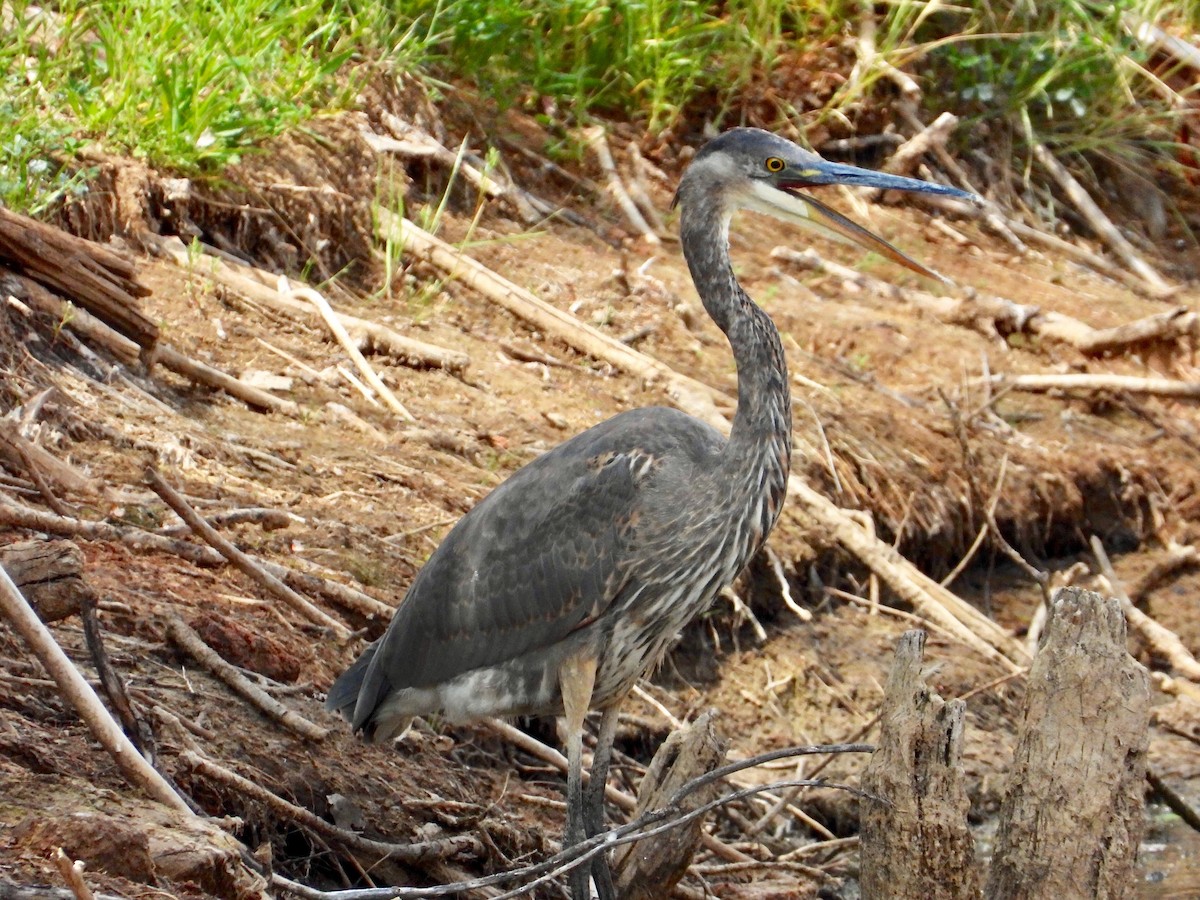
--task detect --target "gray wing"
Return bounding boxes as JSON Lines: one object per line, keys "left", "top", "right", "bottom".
{"left": 328, "top": 406, "right": 723, "bottom": 729}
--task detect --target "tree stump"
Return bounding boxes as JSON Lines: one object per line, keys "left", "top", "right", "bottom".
{"left": 860, "top": 630, "right": 980, "bottom": 899}
{"left": 986, "top": 586, "right": 1149, "bottom": 900}
{"left": 613, "top": 709, "right": 727, "bottom": 900}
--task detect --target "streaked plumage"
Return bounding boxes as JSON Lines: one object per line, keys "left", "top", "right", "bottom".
{"left": 328, "top": 127, "right": 977, "bottom": 898}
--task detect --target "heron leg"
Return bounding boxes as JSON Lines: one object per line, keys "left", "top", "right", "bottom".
{"left": 583, "top": 704, "right": 620, "bottom": 900}
{"left": 559, "top": 654, "right": 597, "bottom": 900}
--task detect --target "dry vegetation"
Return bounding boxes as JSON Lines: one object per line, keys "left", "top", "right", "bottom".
{"left": 2, "top": 66, "right": 1200, "bottom": 899}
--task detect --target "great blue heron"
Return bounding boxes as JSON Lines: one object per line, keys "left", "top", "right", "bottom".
{"left": 327, "top": 127, "right": 975, "bottom": 898}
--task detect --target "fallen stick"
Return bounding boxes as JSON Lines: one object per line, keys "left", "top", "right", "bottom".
{"left": 51, "top": 850, "right": 96, "bottom": 900}
{"left": 165, "top": 614, "right": 329, "bottom": 740}
{"left": 146, "top": 468, "right": 352, "bottom": 639}
{"left": 863, "top": 112, "right": 959, "bottom": 201}
{"left": 1032, "top": 142, "right": 1174, "bottom": 297}
{"left": 151, "top": 236, "right": 469, "bottom": 374}
{"left": 283, "top": 282, "right": 415, "bottom": 422}
{"left": 0, "top": 495, "right": 225, "bottom": 567}
{"left": 1090, "top": 535, "right": 1200, "bottom": 681}
{"left": 179, "top": 749, "right": 484, "bottom": 864}
{"left": 774, "top": 245, "right": 1174, "bottom": 355}
{"left": 988, "top": 372, "right": 1200, "bottom": 399}
{"left": 151, "top": 344, "right": 300, "bottom": 416}
{"left": 0, "top": 565, "right": 193, "bottom": 814}
{"left": 1004, "top": 220, "right": 1158, "bottom": 296}
{"left": 583, "top": 126, "right": 661, "bottom": 244}
{"left": 1070, "top": 307, "right": 1198, "bottom": 355}
{"left": 380, "top": 211, "right": 723, "bottom": 424}
{"left": 257, "top": 559, "right": 394, "bottom": 620}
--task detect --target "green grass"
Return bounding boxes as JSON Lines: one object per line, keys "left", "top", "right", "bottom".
{"left": 2, "top": 0, "right": 1198, "bottom": 217}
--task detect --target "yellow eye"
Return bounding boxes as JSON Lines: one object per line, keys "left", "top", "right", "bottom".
{"left": 765, "top": 157, "right": 785, "bottom": 173}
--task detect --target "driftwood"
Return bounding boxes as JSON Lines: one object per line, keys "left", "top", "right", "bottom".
{"left": 0, "top": 208, "right": 158, "bottom": 348}
{"left": 0, "top": 564, "right": 193, "bottom": 814}
{"left": 985, "top": 587, "right": 1149, "bottom": 900}
{"left": 0, "top": 540, "right": 92, "bottom": 623}
{"left": 987, "top": 372, "right": 1200, "bottom": 399}
{"left": 1031, "top": 143, "right": 1174, "bottom": 297}
{"left": 613, "top": 710, "right": 728, "bottom": 899}
{"left": 151, "top": 235, "right": 469, "bottom": 374}
{"left": 0, "top": 495, "right": 226, "bottom": 567}
{"left": 860, "top": 631, "right": 978, "bottom": 900}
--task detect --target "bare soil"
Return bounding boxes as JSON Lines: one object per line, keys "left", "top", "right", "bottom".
{"left": 2, "top": 97, "right": 1200, "bottom": 899}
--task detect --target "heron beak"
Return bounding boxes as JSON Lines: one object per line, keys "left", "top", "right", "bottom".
{"left": 768, "top": 160, "right": 981, "bottom": 282}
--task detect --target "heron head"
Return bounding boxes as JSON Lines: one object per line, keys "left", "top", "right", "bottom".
{"left": 675, "top": 127, "right": 981, "bottom": 281}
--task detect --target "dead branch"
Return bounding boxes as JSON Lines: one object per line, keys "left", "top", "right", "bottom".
{"left": 145, "top": 468, "right": 352, "bottom": 639}
{"left": 4, "top": 267, "right": 300, "bottom": 415}
{"left": 0, "top": 882, "right": 123, "bottom": 900}
{"left": 774, "top": 245, "right": 1177, "bottom": 355}
{"left": 0, "top": 565, "right": 193, "bottom": 814}
{"left": 179, "top": 749, "right": 483, "bottom": 864}
{"left": 1031, "top": 142, "right": 1174, "bottom": 297}
{"left": 1090, "top": 535, "right": 1200, "bottom": 681}
{"left": 583, "top": 126, "right": 661, "bottom": 244}
{"left": 51, "top": 851, "right": 95, "bottom": 900}
{"left": 256, "top": 559, "right": 394, "bottom": 620}
{"left": 165, "top": 614, "right": 329, "bottom": 740}
{"left": 1072, "top": 307, "right": 1198, "bottom": 355}
{"left": 151, "top": 344, "right": 301, "bottom": 415}
{"left": 284, "top": 282, "right": 415, "bottom": 422}
{"left": 613, "top": 711, "right": 728, "bottom": 900}
{"left": 0, "top": 495, "right": 225, "bottom": 567}
{"left": 989, "top": 372, "right": 1200, "bottom": 399}
{"left": 158, "top": 506, "right": 296, "bottom": 537}
{"left": 151, "top": 235, "right": 469, "bottom": 374}
{"left": 81, "top": 592, "right": 155, "bottom": 756}
{"left": 0, "top": 208, "right": 158, "bottom": 348}
{"left": 0, "top": 419, "right": 97, "bottom": 500}
{"left": 863, "top": 113, "right": 958, "bottom": 201}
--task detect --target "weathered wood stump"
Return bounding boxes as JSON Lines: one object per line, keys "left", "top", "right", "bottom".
{"left": 613, "top": 709, "right": 727, "bottom": 900}
{"left": 986, "top": 586, "right": 1149, "bottom": 900}
{"left": 860, "top": 630, "right": 980, "bottom": 899}
{"left": 0, "top": 539, "right": 93, "bottom": 622}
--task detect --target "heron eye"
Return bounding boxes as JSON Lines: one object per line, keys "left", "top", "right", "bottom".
{"left": 765, "top": 157, "right": 785, "bottom": 173}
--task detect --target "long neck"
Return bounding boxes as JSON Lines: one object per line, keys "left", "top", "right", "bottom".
{"left": 680, "top": 200, "right": 792, "bottom": 523}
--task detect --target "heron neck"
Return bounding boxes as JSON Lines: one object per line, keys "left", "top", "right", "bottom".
{"left": 680, "top": 206, "right": 793, "bottom": 489}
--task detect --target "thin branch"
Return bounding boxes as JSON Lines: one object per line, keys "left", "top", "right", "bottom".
{"left": 165, "top": 614, "right": 329, "bottom": 741}
{"left": 0, "top": 565, "right": 192, "bottom": 814}
{"left": 145, "top": 468, "right": 351, "bottom": 639}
